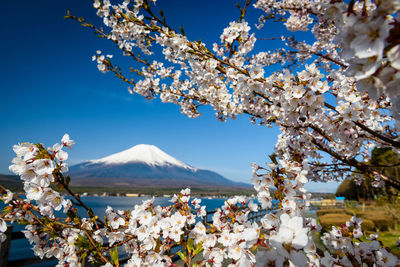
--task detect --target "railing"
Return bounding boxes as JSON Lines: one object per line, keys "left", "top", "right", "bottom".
{"left": 0, "top": 227, "right": 58, "bottom": 267}
{"left": 0, "top": 206, "right": 267, "bottom": 266}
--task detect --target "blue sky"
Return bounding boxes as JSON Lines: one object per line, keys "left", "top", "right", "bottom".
{"left": 0, "top": 0, "right": 339, "bottom": 192}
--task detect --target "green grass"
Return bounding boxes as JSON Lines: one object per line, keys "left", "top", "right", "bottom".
{"left": 378, "top": 229, "right": 400, "bottom": 258}
{"left": 316, "top": 201, "right": 400, "bottom": 259}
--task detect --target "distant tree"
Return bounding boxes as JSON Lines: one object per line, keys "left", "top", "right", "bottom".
{"left": 335, "top": 175, "right": 379, "bottom": 200}
{"left": 336, "top": 178, "right": 359, "bottom": 200}
{"left": 336, "top": 147, "right": 400, "bottom": 200}
{"left": 370, "top": 147, "right": 400, "bottom": 199}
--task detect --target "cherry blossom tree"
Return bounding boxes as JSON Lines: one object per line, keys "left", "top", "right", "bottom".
{"left": 1, "top": 0, "right": 400, "bottom": 266}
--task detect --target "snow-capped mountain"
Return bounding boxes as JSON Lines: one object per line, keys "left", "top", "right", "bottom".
{"left": 69, "top": 145, "right": 249, "bottom": 189}
{"left": 90, "top": 144, "right": 196, "bottom": 171}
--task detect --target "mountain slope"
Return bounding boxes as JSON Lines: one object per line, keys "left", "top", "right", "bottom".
{"left": 0, "top": 174, "right": 22, "bottom": 191}
{"left": 69, "top": 145, "right": 250, "bottom": 189}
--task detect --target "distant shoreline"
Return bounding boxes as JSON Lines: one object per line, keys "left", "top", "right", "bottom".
{"left": 0, "top": 173, "right": 336, "bottom": 198}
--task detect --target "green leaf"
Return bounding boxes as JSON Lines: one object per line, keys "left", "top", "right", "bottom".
{"left": 64, "top": 10, "right": 72, "bottom": 19}
{"left": 75, "top": 234, "right": 90, "bottom": 248}
{"left": 80, "top": 251, "right": 88, "bottom": 264}
{"left": 87, "top": 208, "right": 95, "bottom": 218}
{"left": 179, "top": 26, "right": 185, "bottom": 36}
{"left": 77, "top": 234, "right": 86, "bottom": 243}
{"left": 74, "top": 217, "right": 82, "bottom": 225}
{"left": 110, "top": 246, "right": 119, "bottom": 265}
{"left": 55, "top": 184, "right": 64, "bottom": 192}
{"left": 193, "top": 243, "right": 204, "bottom": 255}
{"left": 176, "top": 251, "right": 186, "bottom": 261}
{"left": 65, "top": 175, "right": 71, "bottom": 186}
{"left": 159, "top": 9, "right": 165, "bottom": 22}
{"left": 269, "top": 153, "right": 278, "bottom": 164}
{"left": 187, "top": 238, "right": 194, "bottom": 252}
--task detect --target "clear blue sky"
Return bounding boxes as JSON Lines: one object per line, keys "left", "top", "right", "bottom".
{"left": 0, "top": 0, "right": 339, "bottom": 192}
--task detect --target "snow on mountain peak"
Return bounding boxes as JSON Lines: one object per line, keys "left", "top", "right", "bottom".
{"left": 90, "top": 144, "right": 196, "bottom": 170}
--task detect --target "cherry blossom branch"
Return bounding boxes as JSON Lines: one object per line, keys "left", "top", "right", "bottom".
{"left": 324, "top": 102, "right": 400, "bottom": 148}
{"left": 310, "top": 51, "right": 347, "bottom": 68}
{"left": 92, "top": 47, "right": 400, "bottom": 192}
{"left": 238, "top": 0, "right": 254, "bottom": 23}
{"left": 83, "top": 228, "right": 110, "bottom": 264}
{"left": 100, "top": 234, "right": 135, "bottom": 253}
{"left": 54, "top": 171, "right": 106, "bottom": 226}
{"left": 310, "top": 137, "right": 400, "bottom": 191}
{"left": 285, "top": 37, "right": 346, "bottom": 67}
{"left": 0, "top": 185, "right": 48, "bottom": 229}
{"left": 65, "top": 11, "right": 151, "bottom": 67}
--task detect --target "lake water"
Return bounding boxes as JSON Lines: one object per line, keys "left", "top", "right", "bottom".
{"left": 7, "top": 196, "right": 228, "bottom": 265}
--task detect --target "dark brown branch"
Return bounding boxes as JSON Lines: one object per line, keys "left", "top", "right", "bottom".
{"left": 311, "top": 138, "right": 400, "bottom": 191}
{"left": 370, "top": 162, "right": 400, "bottom": 168}
{"left": 142, "top": 0, "right": 173, "bottom": 30}
{"left": 257, "top": 37, "right": 282, "bottom": 40}
{"left": 309, "top": 162, "right": 348, "bottom": 167}
{"left": 311, "top": 51, "right": 347, "bottom": 68}
{"left": 65, "top": 11, "right": 151, "bottom": 67}
{"left": 353, "top": 121, "right": 400, "bottom": 148}
{"left": 55, "top": 172, "right": 106, "bottom": 226}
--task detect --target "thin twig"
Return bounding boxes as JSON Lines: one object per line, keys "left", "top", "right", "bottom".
{"left": 84, "top": 228, "right": 110, "bottom": 264}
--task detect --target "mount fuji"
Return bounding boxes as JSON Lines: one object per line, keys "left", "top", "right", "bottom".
{"left": 69, "top": 144, "right": 250, "bottom": 189}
